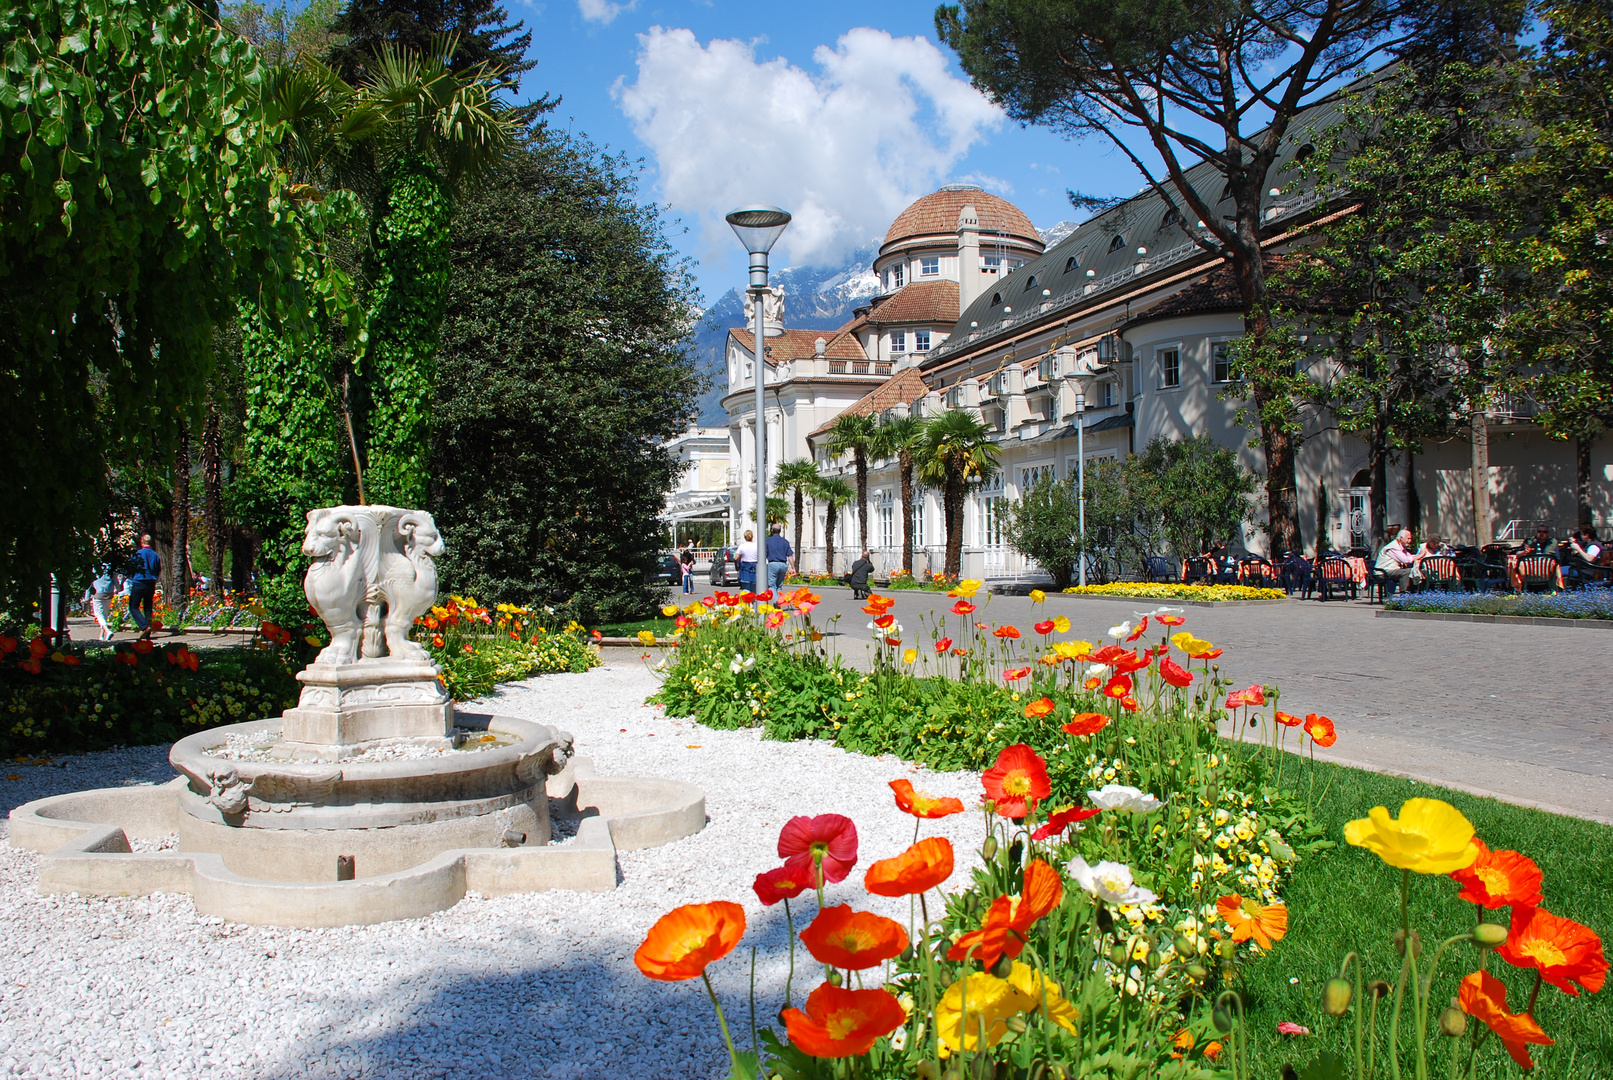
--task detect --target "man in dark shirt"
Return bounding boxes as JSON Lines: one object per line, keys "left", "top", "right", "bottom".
{"left": 127, "top": 534, "right": 161, "bottom": 636}
{"left": 1519, "top": 524, "right": 1556, "bottom": 556}
{"left": 764, "top": 524, "right": 793, "bottom": 592}
{"left": 845, "top": 549, "right": 876, "bottom": 600}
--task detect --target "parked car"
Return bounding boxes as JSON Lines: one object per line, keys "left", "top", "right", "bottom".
{"left": 648, "top": 553, "right": 681, "bottom": 586}
{"left": 709, "top": 548, "right": 740, "bottom": 587}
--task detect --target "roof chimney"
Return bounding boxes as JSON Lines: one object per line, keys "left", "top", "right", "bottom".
{"left": 956, "top": 204, "right": 981, "bottom": 317}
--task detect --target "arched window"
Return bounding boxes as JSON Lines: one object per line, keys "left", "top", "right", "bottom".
{"left": 1108, "top": 234, "right": 1126, "bottom": 253}
{"left": 1161, "top": 208, "right": 1184, "bottom": 230}
{"left": 1023, "top": 275, "right": 1038, "bottom": 292}
{"left": 991, "top": 292, "right": 1002, "bottom": 306}
{"left": 1064, "top": 256, "right": 1079, "bottom": 273}
{"left": 1294, "top": 143, "right": 1315, "bottom": 163}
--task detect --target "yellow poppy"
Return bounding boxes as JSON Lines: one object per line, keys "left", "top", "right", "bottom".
{"left": 935, "top": 963, "right": 1079, "bottom": 1056}
{"left": 951, "top": 579, "right": 983, "bottom": 598}
{"left": 1029, "top": 588, "right": 1047, "bottom": 603}
{"left": 1344, "top": 798, "right": 1479, "bottom": 875}
{"left": 903, "top": 648, "right": 918, "bottom": 664}
{"left": 1171, "top": 631, "right": 1214, "bottom": 656}
{"left": 661, "top": 605, "right": 679, "bottom": 617}
{"left": 1052, "top": 615, "right": 1071, "bottom": 634}
{"left": 1053, "top": 639, "right": 1093, "bottom": 660}
{"left": 637, "top": 630, "right": 658, "bottom": 647}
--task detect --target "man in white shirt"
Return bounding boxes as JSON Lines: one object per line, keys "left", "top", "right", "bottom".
{"left": 735, "top": 530, "right": 758, "bottom": 590}
{"left": 1375, "top": 529, "right": 1423, "bottom": 592}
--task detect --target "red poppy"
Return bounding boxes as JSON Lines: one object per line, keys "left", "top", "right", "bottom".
{"left": 18, "top": 658, "right": 42, "bottom": 674}
{"left": 1450, "top": 839, "right": 1544, "bottom": 909}
{"left": 1498, "top": 906, "right": 1607, "bottom": 996}
{"left": 800, "top": 905, "right": 909, "bottom": 969}
{"left": 29, "top": 638, "right": 48, "bottom": 659}
{"left": 935, "top": 637, "right": 953, "bottom": 653}
{"left": 1225, "top": 684, "right": 1266, "bottom": 709}
{"left": 1303, "top": 713, "right": 1337, "bottom": 747}
{"left": 1090, "top": 644, "right": 1130, "bottom": 665}
{"left": 113, "top": 651, "right": 138, "bottom": 667}
{"left": 1031, "top": 805, "right": 1102, "bottom": 841}
{"left": 778, "top": 814, "right": 859, "bottom": 886}
{"left": 702, "top": 596, "right": 717, "bottom": 608}
{"left": 1273, "top": 710, "right": 1304, "bottom": 728}
{"left": 982, "top": 744, "right": 1051, "bottom": 818}
{"left": 993, "top": 625, "right": 1022, "bottom": 640}
{"left": 0, "top": 635, "right": 16, "bottom": 654}
{"left": 1102, "top": 673, "right": 1132, "bottom": 700}
{"left": 1458, "top": 971, "right": 1554, "bottom": 1070}
{"left": 874, "top": 614, "right": 896, "bottom": 629}
{"left": 739, "top": 591, "right": 756, "bottom": 603}
{"left": 1158, "top": 614, "right": 1186, "bottom": 626}
{"left": 953, "top": 648, "right": 969, "bottom": 657}
{"left": 132, "top": 639, "right": 154, "bottom": 655}
{"left": 1120, "top": 695, "right": 1139, "bottom": 712}
{"left": 1113, "top": 648, "right": 1154, "bottom": 675}
{"left": 1023, "top": 696, "right": 1055, "bottom": 718}
{"left": 883, "top": 636, "right": 902, "bottom": 647}
{"left": 61, "top": 654, "right": 81, "bottom": 667}
{"left": 951, "top": 601, "right": 976, "bottom": 616}
{"left": 947, "top": 860, "right": 1063, "bottom": 967}
{"left": 782, "top": 984, "right": 906, "bottom": 1058}
{"left": 1191, "top": 646, "right": 1223, "bottom": 659}
{"left": 881, "top": 781, "right": 963, "bottom": 822}
{"left": 1034, "top": 620, "right": 1055, "bottom": 635}
{"left": 1158, "top": 656, "right": 1193, "bottom": 687}
{"left": 1125, "top": 616, "right": 1149, "bottom": 641}
{"left": 1062, "top": 711, "right": 1110, "bottom": 737}
{"left": 757, "top": 590, "right": 774, "bottom": 602}
{"left": 754, "top": 865, "right": 812, "bottom": 906}
{"left": 864, "top": 837, "right": 954, "bottom": 896}
{"left": 1082, "top": 675, "right": 1102, "bottom": 690}
{"left": 633, "top": 901, "right": 746, "bottom": 981}
{"left": 1002, "top": 666, "right": 1031, "bottom": 682}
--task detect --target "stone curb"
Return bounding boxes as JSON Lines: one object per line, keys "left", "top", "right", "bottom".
{"left": 1375, "top": 609, "right": 1613, "bottom": 629}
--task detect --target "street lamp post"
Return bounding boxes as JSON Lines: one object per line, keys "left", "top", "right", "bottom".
{"left": 726, "top": 206, "right": 791, "bottom": 590}
{"left": 1059, "top": 345, "right": 1097, "bottom": 589}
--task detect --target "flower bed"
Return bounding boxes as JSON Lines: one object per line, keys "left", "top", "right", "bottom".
{"left": 639, "top": 586, "right": 1606, "bottom": 1076}
{"left": 1064, "top": 583, "right": 1287, "bottom": 601}
{"left": 413, "top": 595, "right": 599, "bottom": 701}
{"left": 1384, "top": 586, "right": 1613, "bottom": 620}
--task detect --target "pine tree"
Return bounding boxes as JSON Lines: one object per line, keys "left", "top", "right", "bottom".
{"left": 327, "top": 0, "right": 534, "bottom": 85}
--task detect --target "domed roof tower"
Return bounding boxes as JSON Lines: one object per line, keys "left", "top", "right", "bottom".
{"left": 874, "top": 184, "right": 1044, "bottom": 318}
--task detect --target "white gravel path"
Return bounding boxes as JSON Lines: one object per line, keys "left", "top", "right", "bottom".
{"left": 0, "top": 661, "right": 984, "bottom": 1080}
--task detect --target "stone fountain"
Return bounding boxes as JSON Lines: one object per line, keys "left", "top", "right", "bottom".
{"left": 10, "top": 506, "right": 705, "bottom": 927}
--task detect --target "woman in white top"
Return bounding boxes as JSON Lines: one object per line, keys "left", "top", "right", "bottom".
{"left": 735, "top": 530, "right": 758, "bottom": 590}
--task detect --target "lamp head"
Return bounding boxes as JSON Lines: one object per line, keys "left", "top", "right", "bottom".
{"left": 726, "top": 206, "right": 792, "bottom": 254}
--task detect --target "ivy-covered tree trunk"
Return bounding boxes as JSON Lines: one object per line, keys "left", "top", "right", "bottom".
{"left": 824, "top": 502, "right": 839, "bottom": 578}
{"left": 202, "top": 404, "right": 225, "bottom": 597}
{"left": 899, "top": 453, "right": 914, "bottom": 575}
{"left": 170, "top": 426, "right": 190, "bottom": 613}
{"left": 365, "top": 159, "right": 452, "bottom": 509}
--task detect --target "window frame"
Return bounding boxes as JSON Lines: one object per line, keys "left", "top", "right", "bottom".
{"left": 914, "top": 329, "right": 931, "bottom": 352}
{"left": 890, "top": 330, "right": 906, "bottom": 353}
{"left": 1210, "top": 338, "right": 1235, "bottom": 384}
{"left": 1156, "top": 344, "right": 1183, "bottom": 391}
{"left": 920, "top": 257, "right": 939, "bottom": 276}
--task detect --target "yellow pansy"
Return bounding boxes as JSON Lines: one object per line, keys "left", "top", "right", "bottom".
{"left": 1344, "top": 798, "right": 1479, "bottom": 875}
{"left": 1052, "top": 615, "right": 1071, "bottom": 634}
{"left": 1029, "top": 588, "right": 1047, "bottom": 603}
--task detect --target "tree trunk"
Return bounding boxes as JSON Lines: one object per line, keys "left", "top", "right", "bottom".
{"left": 855, "top": 450, "right": 869, "bottom": 550}
{"left": 1470, "top": 406, "right": 1492, "bottom": 548}
{"left": 792, "top": 488, "right": 805, "bottom": 573}
{"left": 824, "top": 504, "right": 838, "bottom": 578}
{"left": 944, "top": 473, "right": 966, "bottom": 578}
{"left": 230, "top": 526, "right": 256, "bottom": 594}
{"left": 1577, "top": 436, "right": 1594, "bottom": 527}
{"left": 1406, "top": 448, "right": 1421, "bottom": 538}
{"left": 1233, "top": 257, "right": 1302, "bottom": 556}
{"left": 203, "top": 405, "right": 225, "bottom": 597}
{"left": 170, "top": 427, "right": 190, "bottom": 615}
{"left": 899, "top": 453, "right": 915, "bottom": 575}
{"left": 1370, "top": 428, "right": 1389, "bottom": 549}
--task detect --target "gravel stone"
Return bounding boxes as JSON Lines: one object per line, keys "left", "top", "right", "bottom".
{"left": 0, "top": 662, "right": 984, "bottom": 1079}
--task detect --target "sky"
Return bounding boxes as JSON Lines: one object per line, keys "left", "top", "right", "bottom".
{"left": 505, "top": 0, "right": 1146, "bottom": 307}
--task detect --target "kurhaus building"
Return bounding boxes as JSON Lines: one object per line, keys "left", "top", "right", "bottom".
{"left": 709, "top": 96, "right": 1612, "bottom": 584}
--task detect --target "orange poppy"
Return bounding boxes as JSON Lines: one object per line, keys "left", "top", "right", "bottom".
{"left": 952, "top": 647, "right": 969, "bottom": 657}
{"left": 1216, "top": 894, "right": 1288, "bottom": 950}
{"left": 981, "top": 743, "right": 1051, "bottom": 818}
{"left": 1034, "top": 620, "right": 1055, "bottom": 635}
{"left": 1120, "top": 695, "right": 1139, "bottom": 712}
{"left": 1304, "top": 713, "right": 1337, "bottom": 747}
{"left": 1030, "top": 804, "right": 1101, "bottom": 841}
{"left": 888, "top": 779, "right": 965, "bottom": 819}
{"left": 1159, "top": 656, "right": 1193, "bottom": 687}
{"left": 951, "top": 601, "right": 976, "bottom": 616}
{"left": 1450, "top": 839, "right": 1544, "bottom": 909}
{"left": 753, "top": 865, "right": 811, "bottom": 906}
{"left": 993, "top": 625, "right": 1022, "bottom": 639}
{"left": 873, "top": 613, "right": 896, "bottom": 629}
{"left": 1023, "top": 696, "right": 1055, "bottom": 719}
{"left": 1195, "top": 647, "right": 1223, "bottom": 659}
{"left": 634, "top": 901, "right": 746, "bottom": 981}
{"left": 1458, "top": 970, "right": 1554, "bottom": 1070}
{"left": 28, "top": 638, "right": 48, "bottom": 659}
{"left": 1125, "top": 617, "right": 1149, "bottom": 641}
{"left": 1082, "top": 675, "right": 1102, "bottom": 690}
{"left": 782, "top": 983, "right": 906, "bottom": 1058}
{"left": 864, "top": 837, "right": 954, "bottom": 896}
{"left": 1498, "top": 905, "right": 1607, "bottom": 996}
{"left": 800, "top": 905, "right": 909, "bottom": 969}
{"left": 947, "top": 860, "right": 1063, "bottom": 967}
{"left": 1002, "top": 666, "right": 1031, "bottom": 682}
{"left": 1273, "top": 710, "right": 1303, "bottom": 728}
{"left": 1061, "top": 711, "right": 1110, "bottom": 737}
{"left": 1102, "top": 673, "right": 1132, "bottom": 700}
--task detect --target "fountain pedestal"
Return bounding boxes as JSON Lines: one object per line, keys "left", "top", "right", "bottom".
{"left": 279, "top": 659, "right": 453, "bottom": 760}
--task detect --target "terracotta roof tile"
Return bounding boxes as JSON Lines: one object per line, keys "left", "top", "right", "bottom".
{"left": 729, "top": 326, "right": 866, "bottom": 361}
{"left": 883, "top": 188, "right": 1041, "bottom": 247}
{"left": 866, "top": 280, "right": 958, "bottom": 324}
{"left": 808, "top": 368, "right": 931, "bottom": 437}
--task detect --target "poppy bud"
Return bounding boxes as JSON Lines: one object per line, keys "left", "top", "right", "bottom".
{"left": 1219, "top": 938, "right": 1237, "bottom": 960}
{"left": 826, "top": 970, "right": 842, "bottom": 987}
{"left": 1095, "top": 904, "right": 1115, "bottom": 933}
{"left": 915, "top": 1064, "right": 939, "bottom": 1080}
{"left": 1393, "top": 929, "right": 1422, "bottom": 958}
{"left": 1368, "top": 979, "right": 1392, "bottom": 1000}
{"left": 1205, "top": 783, "right": 1219, "bottom": 804}
{"left": 990, "top": 953, "right": 1014, "bottom": 978}
{"left": 1174, "top": 935, "right": 1195, "bottom": 956}
{"left": 1322, "top": 978, "right": 1352, "bottom": 1016}
{"left": 981, "top": 836, "right": 998, "bottom": 860}
{"left": 1439, "top": 1006, "right": 1467, "bottom": 1037}
{"left": 1186, "top": 963, "right": 1209, "bottom": 981}
{"left": 1006, "top": 1015, "right": 1028, "bottom": 1034}
{"left": 1212, "top": 1006, "right": 1235, "bottom": 1035}
{"left": 1008, "top": 838, "right": 1023, "bottom": 866}
{"left": 899, "top": 944, "right": 915, "bottom": 963}
{"left": 1473, "top": 923, "right": 1507, "bottom": 948}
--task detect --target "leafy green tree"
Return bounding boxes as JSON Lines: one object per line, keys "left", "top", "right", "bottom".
{"left": 0, "top": 0, "right": 354, "bottom": 598}
{"left": 872, "top": 413, "right": 925, "bottom": 574}
{"left": 326, "top": 0, "right": 534, "bottom": 86}
{"left": 811, "top": 476, "right": 855, "bottom": 577}
{"left": 1129, "top": 436, "right": 1258, "bottom": 560}
{"left": 774, "top": 459, "right": 821, "bottom": 566}
{"left": 1003, "top": 476, "right": 1082, "bottom": 589}
{"left": 935, "top": 0, "right": 1522, "bottom": 555}
{"left": 431, "top": 130, "right": 702, "bottom": 621}
{"left": 825, "top": 413, "right": 879, "bottom": 552}
{"left": 223, "top": 0, "right": 346, "bottom": 66}
{"left": 916, "top": 411, "right": 1001, "bottom": 577}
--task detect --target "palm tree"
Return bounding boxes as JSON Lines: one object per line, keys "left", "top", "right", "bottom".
{"left": 916, "top": 411, "right": 1001, "bottom": 578}
{"left": 825, "top": 413, "right": 879, "bottom": 551}
{"left": 872, "top": 414, "right": 925, "bottom": 576}
{"left": 812, "top": 476, "right": 855, "bottom": 577}
{"left": 774, "top": 458, "right": 821, "bottom": 570}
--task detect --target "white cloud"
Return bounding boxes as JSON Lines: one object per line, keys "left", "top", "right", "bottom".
{"left": 578, "top": 0, "right": 635, "bottom": 24}
{"left": 615, "top": 26, "right": 1003, "bottom": 268}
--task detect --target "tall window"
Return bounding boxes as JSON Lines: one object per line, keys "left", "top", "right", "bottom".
{"left": 1158, "top": 347, "right": 1181, "bottom": 389}
{"left": 911, "top": 488, "right": 925, "bottom": 548}
{"left": 1212, "top": 341, "right": 1233, "bottom": 383}
{"left": 892, "top": 263, "right": 905, "bottom": 288}
{"left": 915, "top": 329, "right": 931, "bottom": 352}
{"left": 976, "top": 475, "right": 1005, "bottom": 553}
{"left": 920, "top": 257, "right": 939, "bottom": 276}
{"left": 1021, "top": 464, "right": 1056, "bottom": 492}
{"left": 877, "top": 492, "right": 896, "bottom": 550}
{"left": 890, "top": 331, "right": 906, "bottom": 353}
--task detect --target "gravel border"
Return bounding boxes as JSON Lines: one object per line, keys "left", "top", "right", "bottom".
{"left": 1, "top": 663, "right": 984, "bottom": 1080}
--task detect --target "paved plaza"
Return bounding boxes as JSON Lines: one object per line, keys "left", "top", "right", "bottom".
{"left": 707, "top": 586, "right": 1613, "bottom": 825}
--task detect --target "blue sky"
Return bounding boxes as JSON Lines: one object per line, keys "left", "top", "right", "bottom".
{"left": 505, "top": 0, "right": 1144, "bottom": 306}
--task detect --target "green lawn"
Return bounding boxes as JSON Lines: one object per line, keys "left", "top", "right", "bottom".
{"left": 1234, "top": 754, "right": 1612, "bottom": 1078}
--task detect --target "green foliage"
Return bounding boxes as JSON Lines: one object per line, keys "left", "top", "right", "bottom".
{"left": 430, "top": 130, "right": 703, "bottom": 622}
{"left": 1130, "top": 435, "right": 1259, "bottom": 559}
{"left": 1, "top": 644, "right": 297, "bottom": 757}
{"left": 223, "top": 0, "right": 347, "bottom": 67}
{"left": 1004, "top": 475, "right": 1084, "bottom": 590}
{"left": 327, "top": 0, "right": 536, "bottom": 85}
{"left": 826, "top": 413, "right": 879, "bottom": 550}
{"left": 916, "top": 410, "right": 1001, "bottom": 577}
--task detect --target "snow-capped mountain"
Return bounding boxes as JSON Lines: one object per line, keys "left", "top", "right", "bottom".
{"left": 1039, "top": 220, "right": 1081, "bottom": 247}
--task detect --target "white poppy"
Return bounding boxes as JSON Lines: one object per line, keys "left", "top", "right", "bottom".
{"left": 1087, "top": 784, "right": 1163, "bottom": 814}
{"left": 1107, "top": 620, "right": 1133, "bottom": 640}
{"left": 1067, "top": 856, "right": 1158, "bottom": 906}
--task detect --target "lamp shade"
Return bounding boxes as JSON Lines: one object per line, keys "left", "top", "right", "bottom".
{"left": 726, "top": 206, "right": 792, "bottom": 254}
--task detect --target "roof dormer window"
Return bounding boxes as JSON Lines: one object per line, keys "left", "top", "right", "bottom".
{"left": 1022, "top": 275, "right": 1038, "bottom": 292}
{"left": 1108, "top": 234, "right": 1126, "bottom": 253}
{"left": 1064, "top": 256, "right": 1079, "bottom": 273}
{"left": 1161, "top": 209, "right": 1184, "bottom": 230}
{"left": 990, "top": 292, "right": 1002, "bottom": 306}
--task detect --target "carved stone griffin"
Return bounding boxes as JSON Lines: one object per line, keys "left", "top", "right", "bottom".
{"left": 300, "top": 505, "right": 444, "bottom": 665}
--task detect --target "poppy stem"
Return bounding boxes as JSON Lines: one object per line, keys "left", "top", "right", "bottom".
{"left": 700, "top": 970, "right": 743, "bottom": 1075}
{"left": 1526, "top": 970, "right": 1543, "bottom": 1016}
{"left": 783, "top": 897, "right": 795, "bottom": 1009}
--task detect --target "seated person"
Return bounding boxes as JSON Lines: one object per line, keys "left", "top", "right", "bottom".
{"left": 1374, "top": 528, "right": 1423, "bottom": 593}
{"left": 1564, "top": 525, "right": 1607, "bottom": 584}
{"left": 1518, "top": 524, "right": 1556, "bottom": 556}
{"left": 842, "top": 549, "right": 876, "bottom": 599}
{"left": 1415, "top": 534, "right": 1450, "bottom": 560}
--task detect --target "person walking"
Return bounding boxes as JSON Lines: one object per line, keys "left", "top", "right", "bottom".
{"left": 764, "top": 523, "right": 793, "bottom": 593}
{"left": 86, "top": 563, "right": 119, "bottom": 640}
{"left": 679, "top": 543, "right": 696, "bottom": 595}
{"left": 735, "top": 530, "right": 758, "bottom": 591}
{"left": 127, "top": 534, "right": 161, "bottom": 637}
